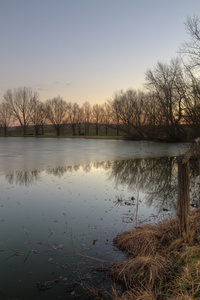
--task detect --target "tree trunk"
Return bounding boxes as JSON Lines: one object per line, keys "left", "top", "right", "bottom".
{"left": 41, "top": 124, "right": 44, "bottom": 135}
{"left": 72, "top": 124, "right": 76, "bottom": 135}
{"left": 4, "top": 125, "right": 7, "bottom": 136}
{"left": 23, "top": 125, "right": 27, "bottom": 136}
{"left": 34, "top": 125, "right": 40, "bottom": 135}
{"left": 116, "top": 123, "right": 119, "bottom": 136}
{"left": 105, "top": 124, "right": 108, "bottom": 135}
{"left": 56, "top": 126, "right": 60, "bottom": 136}
{"left": 96, "top": 124, "right": 98, "bottom": 135}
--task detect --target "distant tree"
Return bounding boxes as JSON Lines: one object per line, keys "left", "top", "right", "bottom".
{"left": 110, "top": 89, "right": 148, "bottom": 138}
{"left": 92, "top": 104, "right": 104, "bottom": 135}
{"left": 0, "top": 100, "right": 13, "bottom": 135}
{"left": 82, "top": 102, "right": 91, "bottom": 135}
{"left": 102, "top": 102, "right": 111, "bottom": 135}
{"left": 45, "top": 96, "right": 68, "bottom": 136}
{"left": 108, "top": 97, "right": 121, "bottom": 136}
{"left": 30, "top": 96, "right": 47, "bottom": 135}
{"left": 145, "top": 58, "right": 185, "bottom": 140}
{"left": 67, "top": 102, "right": 80, "bottom": 135}
{"left": 77, "top": 106, "right": 84, "bottom": 135}
{"left": 4, "top": 87, "right": 37, "bottom": 135}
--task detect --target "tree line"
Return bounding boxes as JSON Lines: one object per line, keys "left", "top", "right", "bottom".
{"left": 1, "top": 16, "right": 200, "bottom": 141}
{"left": 1, "top": 90, "right": 116, "bottom": 137}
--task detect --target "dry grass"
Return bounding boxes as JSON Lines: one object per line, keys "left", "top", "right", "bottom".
{"left": 112, "top": 285, "right": 156, "bottom": 300}
{"left": 110, "top": 209, "right": 200, "bottom": 300}
{"left": 114, "top": 217, "right": 180, "bottom": 258}
{"left": 111, "top": 254, "right": 168, "bottom": 289}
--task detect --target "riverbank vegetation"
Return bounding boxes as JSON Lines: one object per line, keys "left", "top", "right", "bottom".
{"left": 109, "top": 208, "right": 200, "bottom": 299}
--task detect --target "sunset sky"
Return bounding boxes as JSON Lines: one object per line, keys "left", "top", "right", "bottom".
{"left": 0, "top": 0, "right": 200, "bottom": 104}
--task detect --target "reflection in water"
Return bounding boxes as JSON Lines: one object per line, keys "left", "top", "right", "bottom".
{"left": 1, "top": 156, "right": 200, "bottom": 299}
{"left": 5, "top": 170, "right": 41, "bottom": 186}
{"left": 4, "top": 158, "right": 200, "bottom": 214}
{"left": 109, "top": 157, "right": 178, "bottom": 214}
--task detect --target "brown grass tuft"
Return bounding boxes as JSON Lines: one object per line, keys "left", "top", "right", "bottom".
{"left": 111, "top": 209, "right": 200, "bottom": 299}
{"left": 112, "top": 285, "right": 156, "bottom": 300}
{"left": 111, "top": 254, "right": 168, "bottom": 289}
{"left": 114, "top": 217, "right": 180, "bottom": 258}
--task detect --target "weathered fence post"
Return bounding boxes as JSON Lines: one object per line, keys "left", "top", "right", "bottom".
{"left": 177, "top": 137, "right": 200, "bottom": 235}
{"left": 177, "top": 157, "right": 190, "bottom": 234}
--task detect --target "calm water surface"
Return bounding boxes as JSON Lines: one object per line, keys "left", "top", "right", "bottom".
{"left": 0, "top": 138, "right": 198, "bottom": 299}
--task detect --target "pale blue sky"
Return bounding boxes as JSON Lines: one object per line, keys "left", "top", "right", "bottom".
{"left": 0, "top": 0, "right": 199, "bottom": 104}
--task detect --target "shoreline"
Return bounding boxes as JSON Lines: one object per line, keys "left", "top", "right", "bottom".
{"left": 105, "top": 208, "right": 200, "bottom": 300}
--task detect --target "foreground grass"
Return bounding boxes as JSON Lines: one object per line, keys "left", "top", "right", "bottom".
{"left": 108, "top": 209, "right": 200, "bottom": 299}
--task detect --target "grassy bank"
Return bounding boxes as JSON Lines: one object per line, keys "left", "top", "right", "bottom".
{"left": 108, "top": 208, "right": 200, "bottom": 299}
{"left": 1, "top": 124, "right": 125, "bottom": 139}
{"left": 0, "top": 133, "right": 124, "bottom": 140}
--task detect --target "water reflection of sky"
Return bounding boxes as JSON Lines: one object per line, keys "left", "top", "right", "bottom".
{"left": 0, "top": 138, "right": 197, "bottom": 299}
{"left": 0, "top": 137, "right": 190, "bottom": 174}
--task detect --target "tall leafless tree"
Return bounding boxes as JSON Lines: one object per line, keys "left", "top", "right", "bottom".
{"left": 0, "top": 100, "right": 13, "bottom": 135}
{"left": 179, "top": 16, "right": 200, "bottom": 73}
{"left": 145, "top": 58, "right": 185, "bottom": 140}
{"left": 67, "top": 102, "right": 80, "bottom": 135}
{"left": 108, "top": 97, "right": 121, "bottom": 136}
{"left": 45, "top": 96, "right": 68, "bottom": 136}
{"left": 181, "top": 68, "right": 200, "bottom": 136}
{"left": 30, "top": 97, "right": 47, "bottom": 135}
{"left": 77, "top": 105, "right": 84, "bottom": 135}
{"left": 102, "top": 102, "right": 111, "bottom": 135}
{"left": 92, "top": 104, "right": 104, "bottom": 135}
{"left": 82, "top": 102, "right": 91, "bottom": 135}
{"left": 4, "top": 87, "right": 37, "bottom": 135}
{"left": 110, "top": 89, "right": 148, "bottom": 138}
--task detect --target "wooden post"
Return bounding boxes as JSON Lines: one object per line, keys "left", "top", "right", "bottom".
{"left": 177, "top": 158, "right": 190, "bottom": 235}
{"left": 177, "top": 138, "right": 200, "bottom": 236}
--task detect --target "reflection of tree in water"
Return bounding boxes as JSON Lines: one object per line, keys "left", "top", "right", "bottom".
{"left": 5, "top": 159, "right": 199, "bottom": 213}
{"left": 47, "top": 161, "right": 112, "bottom": 176}
{"left": 6, "top": 170, "right": 41, "bottom": 186}
{"left": 109, "top": 157, "right": 179, "bottom": 214}
{"left": 5, "top": 161, "right": 113, "bottom": 185}
{"left": 46, "top": 165, "right": 78, "bottom": 177}
{"left": 189, "top": 160, "right": 200, "bottom": 207}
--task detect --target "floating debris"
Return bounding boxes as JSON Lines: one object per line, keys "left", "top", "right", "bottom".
{"left": 51, "top": 244, "right": 64, "bottom": 250}
{"left": 61, "top": 264, "right": 69, "bottom": 270}
{"left": 36, "top": 278, "right": 60, "bottom": 291}
{"left": 93, "top": 238, "right": 98, "bottom": 245}
{"left": 47, "top": 258, "right": 54, "bottom": 264}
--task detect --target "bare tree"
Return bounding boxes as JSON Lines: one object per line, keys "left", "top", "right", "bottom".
{"left": 145, "top": 58, "right": 185, "bottom": 140}
{"left": 77, "top": 106, "right": 84, "bottom": 135}
{"left": 67, "top": 102, "right": 80, "bottom": 135}
{"left": 110, "top": 90, "right": 132, "bottom": 135}
{"left": 92, "top": 104, "right": 104, "bottom": 135}
{"left": 82, "top": 102, "right": 91, "bottom": 135}
{"left": 0, "top": 100, "right": 13, "bottom": 135}
{"left": 30, "top": 97, "right": 47, "bottom": 135}
{"left": 110, "top": 89, "right": 148, "bottom": 138}
{"left": 179, "top": 16, "right": 200, "bottom": 73}
{"left": 181, "top": 68, "right": 200, "bottom": 136}
{"left": 4, "top": 87, "right": 37, "bottom": 135}
{"left": 178, "top": 15, "right": 200, "bottom": 138}
{"left": 102, "top": 102, "right": 111, "bottom": 135}
{"left": 108, "top": 97, "right": 121, "bottom": 136}
{"left": 45, "top": 97, "right": 68, "bottom": 136}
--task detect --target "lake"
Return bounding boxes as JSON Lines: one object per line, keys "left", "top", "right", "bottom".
{"left": 0, "top": 138, "right": 198, "bottom": 299}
